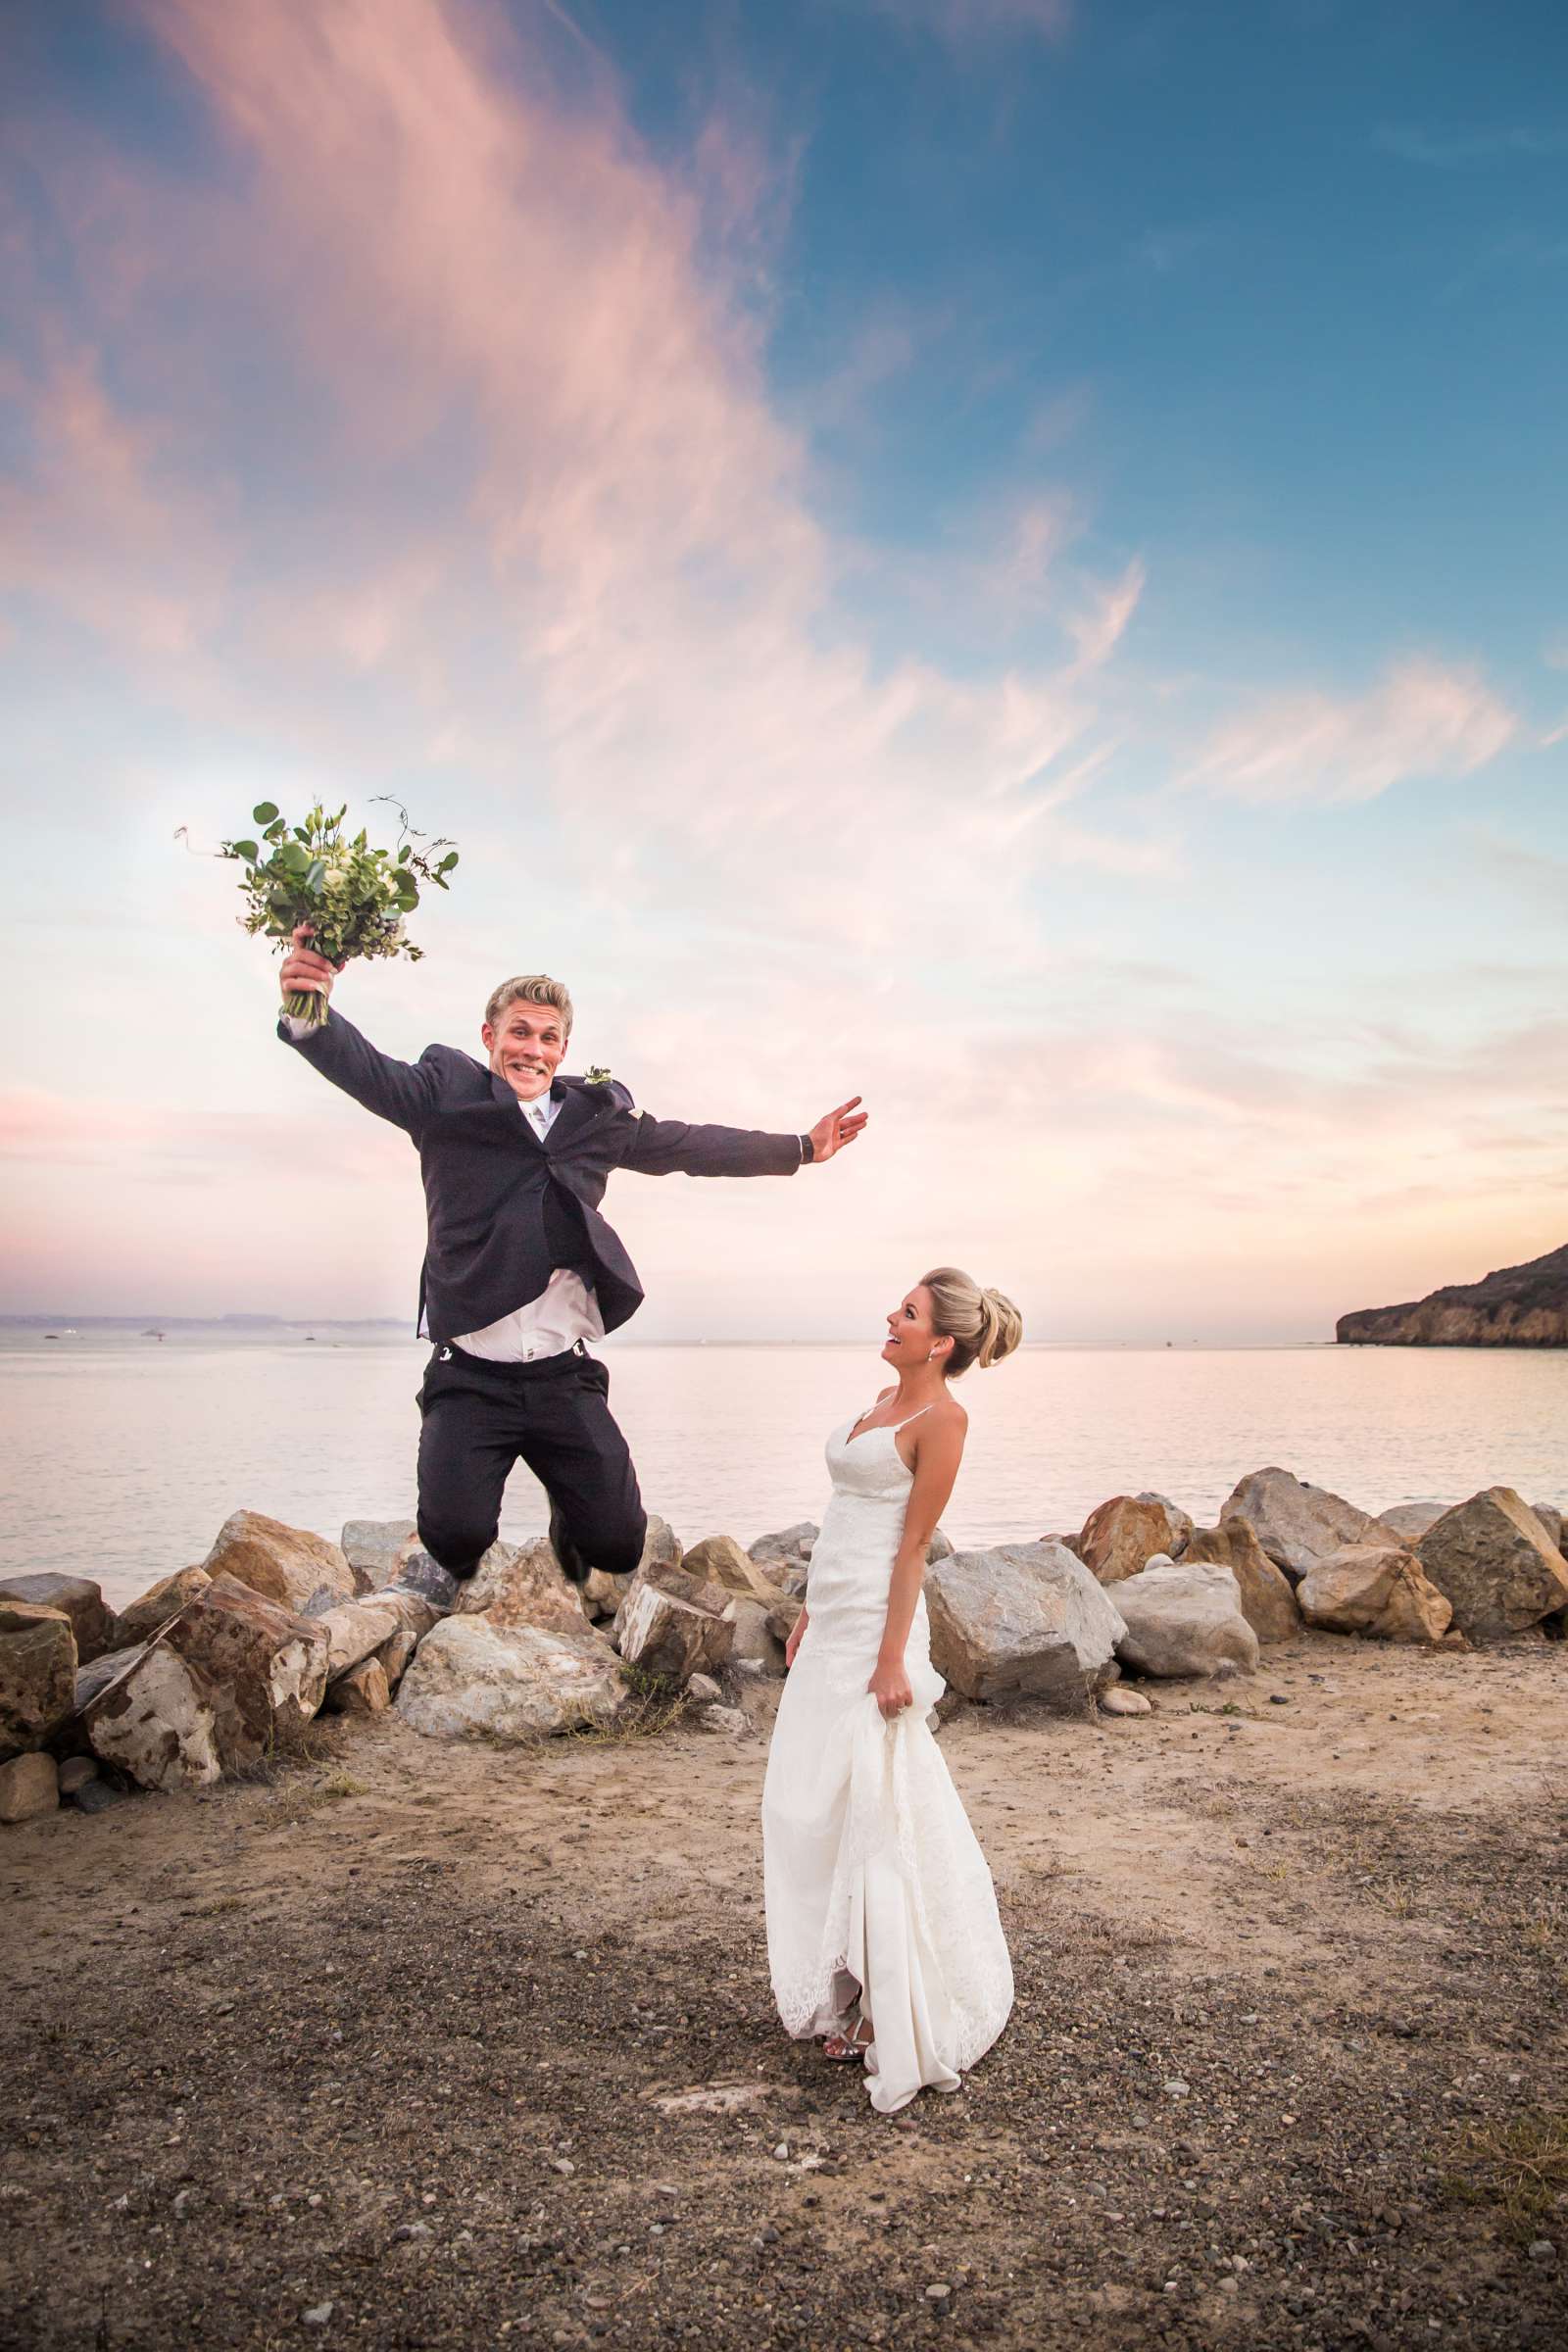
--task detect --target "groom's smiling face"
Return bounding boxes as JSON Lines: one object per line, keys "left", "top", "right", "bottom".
{"left": 482, "top": 1003, "right": 567, "bottom": 1102}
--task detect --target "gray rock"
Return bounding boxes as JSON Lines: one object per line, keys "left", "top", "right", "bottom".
{"left": 1375, "top": 1500, "right": 1451, "bottom": 1546}
{"left": 725, "top": 1598, "right": 786, "bottom": 1674}
{"left": 0, "top": 1575, "right": 116, "bottom": 1666}
{"left": 390, "top": 1550, "right": 461, "bottom": 1615}
{"left": 1416, "top": 1489, "right": 1568, "bottom": 1641}
{"left": 746, "top": 1522, "right": 818, "bottom": 1580}
{"left": 339, "top": 1518, "right": 418, "bottom": 1593}
{"left": 395, "top": 1616, "right": 629, "bottom": 1741}
{"left": 74, "top": 1777, "right": 125, "bottom": 1815}
{"left": 0, "top": 1750, "right": 60, "bottom": 1823}
{"left": 924, "top": 1542, "right": 1126, "bottom": 1710}
{"left": 1111, "top": 1556, "right": 1259, "bottom": 1680}
{"left": 0, "top": 1602, "right": 76, "bottom": 1761}
{"left": 685, "top": 1673, "right": 723, "bottom": 1707}
{"left": 1220, "top": 1467, "right": 1388, "bottom": 1581}
{"left": 58, "top": 1756, "right": 98, "bottom": 1797}
{"left": 695, "top": 1703, "right": 751, "bottom": 1738}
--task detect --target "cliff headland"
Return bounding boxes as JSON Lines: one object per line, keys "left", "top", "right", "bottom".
{"left": 1337, "top": 1243, "right": 1568, "bottom": 1348}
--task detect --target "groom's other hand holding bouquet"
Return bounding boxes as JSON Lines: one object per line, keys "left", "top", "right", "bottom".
{"left": 279, "top": 924, "right": 345, "bottom": 1008}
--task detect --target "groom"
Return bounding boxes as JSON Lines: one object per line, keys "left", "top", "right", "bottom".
{"left": 276, "top": 930, "right": 866, "bottom": 1586}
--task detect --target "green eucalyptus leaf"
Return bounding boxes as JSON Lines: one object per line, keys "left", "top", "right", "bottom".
{"left": 233, "top": 840, "right": 260, "bottom": 862}
{"left": 253, "top": 801, "right": 279, "bottom": 824}
{"left": 438, "top": 852, "right": 459, "bottom": 872}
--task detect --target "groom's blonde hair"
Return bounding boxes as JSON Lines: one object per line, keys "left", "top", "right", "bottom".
{"left": 485, "top": 974, "right": 574, "bottom": 1038}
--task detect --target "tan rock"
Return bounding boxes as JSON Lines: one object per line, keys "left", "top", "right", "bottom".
{"left": 455, "top": 1538, "right": 590, "bottom": 1637}
{"left": 0, "top": 1603, "right": 77, "bottom": 1760}
{"left": 310, "top": 1590, "right": 411, "bottom": 1684}
{"left": 683, "top": 1535, "right": 785, "bottom": 1611}
{"left": 925, "top": 1543, "right": 1126, "bottom": 1709}
{"left": 1098, "top": 1686, "right": 1152, "bottom": 1718}
{"left": 1220, "top": 1467, "right": 1387, "bottom": 1580}
{"left": 160, "top": 1575, "right": 330, "bottom": 1764}
{"left": 1416, "top": 1489, "right": 1568, "bottom": 1642}
{"left": 1077, "top": 1494, "right": 1195, "bottom": 1586}
{"left": 82, "top": 1636, "right": 221, "bottom": 1790}
{"left": 395, "top": 1617, "right": 629, "bottom": 1741}
{"left": 0, "top": 1750, "right": 60, "bottom": 1823}
{"left": 1298, "top": 1544, "right": 1452, "bottom": 1642}
{"left": 1184, "top": 1520, "right": 1300, "bottom": 1642}
{"left": 0, "top": 1576, "right": 117, "bottom": 1666}
{"left": 614, "top": 1580, "right": 735, "bottom": 1683}
{"left": 325, "top": 1656, "right": 390, "bottom": 1715}
{"left": 200, "top": 1511, "right": 356, "bottom": 1618}
{"left": 1111, "top": 1557, "right": 1258, "bottom": 1680}
{"left": 113, "top": 1567, "right": 213, "bottom": 1649}
{"left": 374, "top": 1625, "right": 420, "bottom": 1693}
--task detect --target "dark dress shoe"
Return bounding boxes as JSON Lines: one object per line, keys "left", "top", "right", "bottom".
{"left": 549, "top": 1506, "right": 592, "bottom": 1587}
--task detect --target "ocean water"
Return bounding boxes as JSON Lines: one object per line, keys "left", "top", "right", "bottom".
{"left": 3, "top": 1326, "right": 1565, "bottom": 1613}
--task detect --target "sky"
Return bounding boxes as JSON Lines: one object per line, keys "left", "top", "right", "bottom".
{"left": 2, "top": 0, "right": 1565, "bottom": 1344}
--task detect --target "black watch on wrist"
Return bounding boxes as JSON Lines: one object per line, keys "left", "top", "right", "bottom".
{"left": 800, "top": 1134, "right": 814, "bottom": 1163}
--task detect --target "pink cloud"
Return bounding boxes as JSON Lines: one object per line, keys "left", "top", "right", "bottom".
{"left": 1180, "top": 658, "right": 1517, "bottom": 804}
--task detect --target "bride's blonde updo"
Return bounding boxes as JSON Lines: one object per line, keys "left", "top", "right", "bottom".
{"left": 920, "top": 1267, "right": 1023, "bottom": 1379}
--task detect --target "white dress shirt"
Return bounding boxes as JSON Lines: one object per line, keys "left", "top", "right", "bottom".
{"left": 453, "top": 1089, "right": 605, "bottom": 1362}
{"left": 280, "top": 1012, "right": 602, "bottom": 1364}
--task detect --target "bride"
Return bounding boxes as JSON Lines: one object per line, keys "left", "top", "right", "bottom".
{"left": 761, "top": 1265, "right": 1021, "bottom": 2113}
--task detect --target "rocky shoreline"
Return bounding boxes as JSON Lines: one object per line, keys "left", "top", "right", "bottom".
{"left": 4, "top": 1467, "right": 1565, "bottom": 1824}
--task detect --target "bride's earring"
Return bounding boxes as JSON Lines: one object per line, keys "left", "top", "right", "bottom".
{"left": 927, "top": 1348, "right": 940, "bottom": 1362}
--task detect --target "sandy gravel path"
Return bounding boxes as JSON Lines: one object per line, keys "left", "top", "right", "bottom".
{"left": 3, "top": 1631, "right": 1566, "bottom": 2350}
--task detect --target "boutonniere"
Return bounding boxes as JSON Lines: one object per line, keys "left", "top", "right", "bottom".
{"left": 584, "top": 1064, "right": 613, "bottom": 1088}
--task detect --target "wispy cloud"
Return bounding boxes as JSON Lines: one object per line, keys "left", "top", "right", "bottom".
{"left": 1181, "top": 659, "right": 1516, "bottom": 806}
{"left": 1375, "top": 122, "right": 1568, "bottom": 168}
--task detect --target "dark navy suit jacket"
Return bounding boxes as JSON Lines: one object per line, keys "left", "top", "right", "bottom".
{"left": 279, "top": 1010, "right": 802, "bottom": 1341}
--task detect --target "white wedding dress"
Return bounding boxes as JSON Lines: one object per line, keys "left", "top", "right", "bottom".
{"left": 761, "top": 1405, "right": 1013, "bottom": 2113}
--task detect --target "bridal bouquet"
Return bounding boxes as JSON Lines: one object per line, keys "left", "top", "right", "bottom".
{"left": 218, "top": 798, "right": 459, "bottom": 1026}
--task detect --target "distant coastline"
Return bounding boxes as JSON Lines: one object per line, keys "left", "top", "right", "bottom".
{"left": 1337, "top": 1243, "right": 1568, "bottom": 1349}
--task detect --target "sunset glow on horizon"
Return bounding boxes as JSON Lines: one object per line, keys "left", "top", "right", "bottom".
{"left": 2, "top": 0, "right": 1564, "bottom": 1343}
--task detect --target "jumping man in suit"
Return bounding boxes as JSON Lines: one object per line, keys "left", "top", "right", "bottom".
{"left": 276, "top": 929, "right": 867, "bottom": 1585}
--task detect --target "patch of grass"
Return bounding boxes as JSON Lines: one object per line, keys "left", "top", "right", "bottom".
{"left": 194, "top": 1893, "right": 246, "bottom": 1916}
{"left": 1441, "top": 2110, "right": 1568, "bottom": 2239}
{"left": 321, "top": 1771, "right": 369, "bottom": 1799}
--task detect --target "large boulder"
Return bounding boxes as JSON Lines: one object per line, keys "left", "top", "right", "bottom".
{"left": 1183, "top": 1520, "right": 1299, "bottom": 1643}
{"left": 1376, "top": 1501, "right": 1451, "bottom": 1546}
{"left": 201, "top": 1511, "right": 356, "bottom": 1618}
{"left": 1077, "top": 1494, "right": 1195, "bottom": 1586}
{"left": 1298, "top": 1544, "right": 1452, "bottom": 1642}
{"left": 455, "top": 1538, "right": 590, "bottom": 1637}
{"left": 1111, "top": 1556, "right": 1259, "bottom": 1680}
{"left": 0, "top": 1603, "right": 76, "bottom": 1760}
{"left": 395, "top": 1617, "right": 629, "bottom": 1741}
{"left": 113, "top": 1567, "right": 213, "bottom": 1649}
{"left": 0, "top": 1576, "right": 116, "bottom": 1666}
{"left": 160, "top": 1575, "right": 330, "bottom": 1764}
{"left": 1220, "top": 1467, "right": 1387, "bottom": 1581}
{"left": 0, "top": 1751, "right": 60, "bottom": 1824}
{"left": 613, "top": 1580, "right": 735, "bottom": 1683}
{"left": 82, "top": 1635, "right": 221, "bottom": 1790}
{"left": 1416, "top": 1489, "right": 1568, "bottom": 1642}
{"left": 925, "top": 1543, "right": 1125, "bottom": 1711}
{"left": 684, "top": 1536, "right": 784, "bottom": 1612}
{"left": 340, "top": 1519, "right": 418, "bottom": 1593}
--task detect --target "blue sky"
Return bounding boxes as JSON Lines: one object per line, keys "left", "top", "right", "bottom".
{"left": 1, "top": 0, "right": 1564, "bottom": 1340}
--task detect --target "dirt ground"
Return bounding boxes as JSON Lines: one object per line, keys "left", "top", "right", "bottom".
{"left": 3, "top": 1632, "right": 1566, "bottom": 2352}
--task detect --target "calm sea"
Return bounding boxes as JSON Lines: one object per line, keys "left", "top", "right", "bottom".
{"left": 2, "top": 1325, "right": 1564, "bottom": 1613}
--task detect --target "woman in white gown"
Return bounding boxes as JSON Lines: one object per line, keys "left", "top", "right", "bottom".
{"left": 762, "top": 1266, "right": 1021, "bottom": 2114}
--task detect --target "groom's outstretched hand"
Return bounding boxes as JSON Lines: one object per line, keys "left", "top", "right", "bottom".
{"left": 805, "top": 1097, "right": 867, "bottom": 1164}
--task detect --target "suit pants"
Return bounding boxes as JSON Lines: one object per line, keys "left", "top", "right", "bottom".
{"left": 415, "top": 1342, "right": 647, "bottom": 1580}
